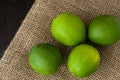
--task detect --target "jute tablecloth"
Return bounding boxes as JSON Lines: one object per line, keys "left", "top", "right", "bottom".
{"left": 0, "top": 0, "right": 120, "bottom": 80}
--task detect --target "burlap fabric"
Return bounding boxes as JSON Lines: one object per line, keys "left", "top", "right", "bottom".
{"left": 0, "top": 0, "right": 120, "bottom": 80}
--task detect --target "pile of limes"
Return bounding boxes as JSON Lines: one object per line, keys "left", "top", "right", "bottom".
{"left": 29, "top": 13, "right": 120, "bottom": 78}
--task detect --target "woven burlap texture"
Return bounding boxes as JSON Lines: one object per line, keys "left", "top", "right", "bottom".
{"left": 0, "top": 0, "right": 120, "bottom": 80}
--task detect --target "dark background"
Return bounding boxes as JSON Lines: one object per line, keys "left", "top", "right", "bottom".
{"left": 0, "top": 0, "right": 35, "bottom": 58}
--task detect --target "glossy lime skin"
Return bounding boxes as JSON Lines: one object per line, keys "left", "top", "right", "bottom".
{"left": 29, "top": 43, "right": 62, "bottom": 75}
{"left": 88, "top": 15, "right": 120, "bottom": 45}
{"left": 51, "top": 13, "right": 86, "bottom": 46}
{"left": 67, "top": 44, "right": 100, "bottom": 77}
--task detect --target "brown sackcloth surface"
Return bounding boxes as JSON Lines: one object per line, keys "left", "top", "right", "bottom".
{"left": 0, "top": 0, "right": 120, "bottom": 80}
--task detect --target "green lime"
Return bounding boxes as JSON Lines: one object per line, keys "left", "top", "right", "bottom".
{"left": 67, "top": 44, "right": 100, "bottom": 77}
{"left": 51, "top": 13, "right": 86, "bottom": 46}
{"left": 29, "top": 43, "right": 62, "bottom": 75}
{"left": 88, "top": 15, "right": 120, "bottom": 45}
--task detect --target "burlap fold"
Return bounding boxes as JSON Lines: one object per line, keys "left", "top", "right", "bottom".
{"left": 0, "top": 0, "right": 120, "bottom": 80}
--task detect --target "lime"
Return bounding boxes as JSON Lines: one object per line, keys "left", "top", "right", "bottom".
{"left": 29, "top": 43, "right": 62, "bottom": 75}
{"left": 51, "top": 13, "right": 86, "bottom": 46}
{"left": 88, "top": 15, "right": 120, "bottom": 45}
{"left": 67, "top": 44, "right": 100, "bottom": 77}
